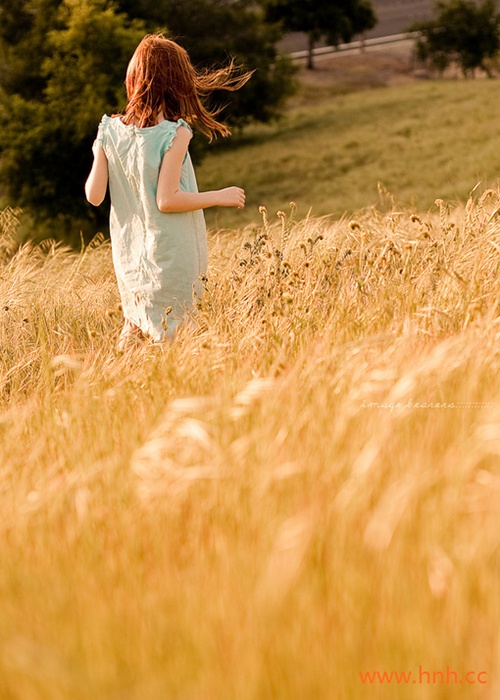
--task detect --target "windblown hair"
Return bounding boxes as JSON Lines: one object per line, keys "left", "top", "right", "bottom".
{"left": 122, "top": 33, "right": 253, "bottom": 139}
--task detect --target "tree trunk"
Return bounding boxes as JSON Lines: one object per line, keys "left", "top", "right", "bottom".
{"left": 307, "top": 34, "right": 315, "bottom": 70}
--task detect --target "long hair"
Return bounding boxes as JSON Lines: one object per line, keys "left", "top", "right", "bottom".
{"left": 122, "top": 34, "right": 253, "bottom": 139}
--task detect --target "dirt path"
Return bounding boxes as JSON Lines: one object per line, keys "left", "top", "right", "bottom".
{"left": 289, "top": 41, "right": 423, "bottom": 107}
{"left": 291, "top": 36, "right": 493, "bottom": 106}
{"left": 297, "top": 40, "right": 417, "bottom": 84}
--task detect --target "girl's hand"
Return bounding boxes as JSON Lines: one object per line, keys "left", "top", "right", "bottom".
{"left": 218, "top": 186, "right": 246, "bottom": 209}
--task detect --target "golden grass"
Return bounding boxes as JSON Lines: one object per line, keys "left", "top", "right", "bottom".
{"left": 1, "top": 193, "right": 500, "bottom": 699}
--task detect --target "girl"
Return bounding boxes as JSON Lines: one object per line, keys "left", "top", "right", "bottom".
{"left": 85, "top": 33, "right": 251, "bottom": 349}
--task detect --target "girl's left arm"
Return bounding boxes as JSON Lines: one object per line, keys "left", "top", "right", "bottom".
{"left": 85, "top": 141, "right": 108, "bottom": 206}
{"left": 156, "top": 126, "right": 245, "bottom": 212}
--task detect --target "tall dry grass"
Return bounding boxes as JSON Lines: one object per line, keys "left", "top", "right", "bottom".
{"left": 0, "top": 191, "right": 499, "bottom": 699}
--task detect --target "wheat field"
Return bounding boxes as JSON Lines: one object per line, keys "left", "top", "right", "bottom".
{"left": 1, "top": 191, "right": 499, "bottom": 699}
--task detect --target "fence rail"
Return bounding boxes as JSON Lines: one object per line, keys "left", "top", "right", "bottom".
{"left": 290, "top": 32, "right": 418, "bottom": 60}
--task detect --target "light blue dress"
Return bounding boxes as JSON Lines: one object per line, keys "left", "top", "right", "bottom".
{"left": 96, "top": 115, "right": 208, "bottom": 341}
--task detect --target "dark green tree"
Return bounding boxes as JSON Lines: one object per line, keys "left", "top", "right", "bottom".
{"left": 0, "top": 0, "right": 145, "bottom": 238}
{"left": 0, "top": 0, "right": 60, "bottom": 99}
{"left": 263, "top": 0, "right": 377, "bottom": 69}
{"left": 411, "top": 0, "right": 500, "bottom": 77}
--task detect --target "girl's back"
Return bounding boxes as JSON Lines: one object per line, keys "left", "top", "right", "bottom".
{"left": 97, "top": 114, "right": 207, "bottom": 342}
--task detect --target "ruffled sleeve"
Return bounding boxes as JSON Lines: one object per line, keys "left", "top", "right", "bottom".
{"left": 95, "top": 114, "right": 109, "bottom": 148}
{"left": 160, "top": 118, "right": 193, "bottom": 159}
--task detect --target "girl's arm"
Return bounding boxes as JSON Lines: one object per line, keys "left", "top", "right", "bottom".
{"left": 156, "top": 126, "right": 245, "bottom": 213}
{"left": 85, "top": 141, "right": 109, "bottom": 206}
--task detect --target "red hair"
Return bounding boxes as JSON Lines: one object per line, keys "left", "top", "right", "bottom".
{"left": 122, "top": 34, "right": 253, "bottom": 139}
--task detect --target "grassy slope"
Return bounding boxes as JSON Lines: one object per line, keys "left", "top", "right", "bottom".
{"left": 198, "top": 79, "right": 500, "bottom": 229}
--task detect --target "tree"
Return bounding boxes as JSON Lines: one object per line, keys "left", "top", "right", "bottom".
{"left": 0, "top": 0, "right": 60, "bottom": 100}
{"left": 411, "top": 0, "right": 500, "bottom": 77}
{"left": 0, "top": 0, "right": 145, "bottom": 238}
{"left": 263, "top": 0, "right": 377, "bottom": 69}
{"left": 0, "top": 0, "right": 297, "bottom": 240}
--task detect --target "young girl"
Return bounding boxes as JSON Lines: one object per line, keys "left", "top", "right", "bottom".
{"left": 85, "top": 33, "right": 251, "bottom": 349}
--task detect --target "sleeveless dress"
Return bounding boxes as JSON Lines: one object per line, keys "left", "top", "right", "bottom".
{"left": 96, "top": 115, "right": 208, "bottom": 341}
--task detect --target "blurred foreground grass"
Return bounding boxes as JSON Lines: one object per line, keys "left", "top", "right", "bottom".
{"left": 1, "top": 194, "right": 500, "bottom": 699}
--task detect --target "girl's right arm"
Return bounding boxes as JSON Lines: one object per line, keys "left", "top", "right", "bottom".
{"left": 85, "top": 141, "right": 109, "bottom": 206}
{"left": 156, "top": 126, "right": 245, "bottom": 213}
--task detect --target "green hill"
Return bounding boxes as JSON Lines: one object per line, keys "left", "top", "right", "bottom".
{"left": 198, "top": 78, "right": 500, "bottom": 229}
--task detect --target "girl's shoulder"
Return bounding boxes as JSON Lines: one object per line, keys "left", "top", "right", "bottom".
{"left": 96, "top": 114, "right": 112, "bottom": 147}
{"left": 99, "top": 114, "right": 124, "bottom": 129}
{"left": 98, "top": 114, "right": 145, "bottom": 143}
{"left": 97, "top": 114, "right": 116, "bottom": 137}
{"left": 99, "top": 114, "right": 116, "bottom": 125}
{"left": 159, "top": 119, "right": 193, "bottom": 158}
{"left": 170, "top": 118, "right": 192, "bottom": 133}
{"left": 153, "top": 118, "right": 193, "bottom": 137}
